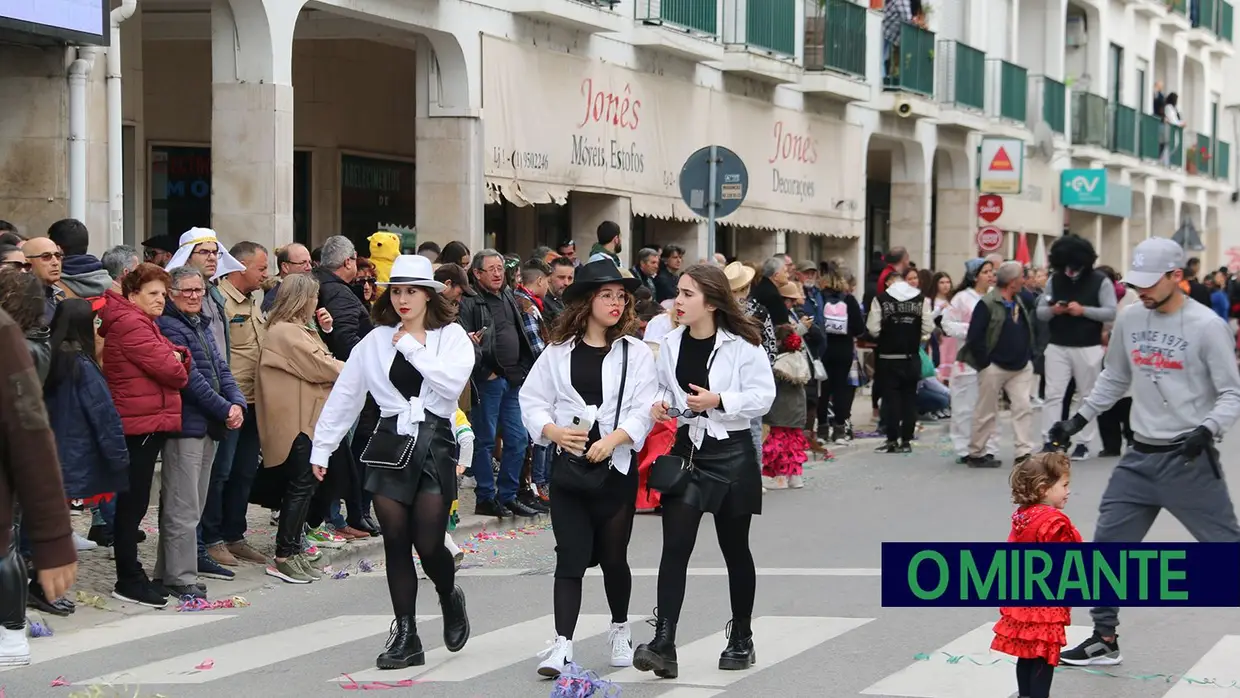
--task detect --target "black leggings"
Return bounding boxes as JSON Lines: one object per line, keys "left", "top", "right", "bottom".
{"left": 275, "top": 435, "right": 319, "bottom": 559}
{"left": 372, "top": 491, "right": 455, "bottom": 617}
{"left": 656, "top": 499, "right": 755, "bottom": 624}
{"left": 1016, "top": 657, "right": 1055, "bottom": 698}
{"left": 0, "top": 538, "right": 27, "bottom": 630}
{"left": 550, "top": 486, "right": 635, "bottom": 639}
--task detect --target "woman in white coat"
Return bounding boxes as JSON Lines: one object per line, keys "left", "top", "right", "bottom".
{"left": 310, "top": 255, "right": 474, "bottom": 670}
{"left": 520, "top": 259, "right": 658, "bottom": 678}
{"left": 941, "top": 258, "right": 999, "bottom": 463}
{"left": 633, "top": 264, "right": 776, "bottom": 680}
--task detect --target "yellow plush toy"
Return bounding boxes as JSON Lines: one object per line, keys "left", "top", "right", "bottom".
{"left": 367, "top": 231, "right": 401, "bottom": 283}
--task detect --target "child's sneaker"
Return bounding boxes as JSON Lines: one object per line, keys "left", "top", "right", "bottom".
{"left": 788, "top": 474, "right": 804, "bottom": 489}
{"left": 306, "top": 526, "right": 346, "bottom": 549}
{"left": 1060, "top": 633, "right": 1121, "bottom": 666}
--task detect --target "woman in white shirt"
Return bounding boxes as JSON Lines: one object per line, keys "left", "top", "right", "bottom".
{"left": 633, "top": 264, "right": 776, "bottom": 680}
{"left": 520, "top": 260, "right": 658, "bottom": 678}
{"left": 310, "top": 255, "right": 474, "bottom": 670}
{"left": 941, "top": 258, "right": 999, "bottom": 463}
{"left": 1161, "top": 92, "right": 1184, "bottom": 165}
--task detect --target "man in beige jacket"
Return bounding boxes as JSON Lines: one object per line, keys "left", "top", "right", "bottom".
{"left": 204, "top": 242, "right": 270, "bottom": 568}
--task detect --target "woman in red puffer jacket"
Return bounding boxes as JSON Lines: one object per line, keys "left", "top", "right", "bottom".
{"left": 96, "top": 262, "right": 191, "bottom": 609}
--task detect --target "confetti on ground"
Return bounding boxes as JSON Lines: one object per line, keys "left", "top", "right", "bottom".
{"left": 550, "top": 663, "right": 621, "bottom": 697}
{"left": 194, "top": 659, "right": 214, "bottom": 670}
{"left": 338, "top": 674, "right": 420, "bottom": 690}
{"left": 177, "top": 595, "right": 250, "bottom": 612}
{"left": 29, "top": 620, "right": 53, "bottom": 638}
{"left": 67, "top": 687, "right": 171, "bottom": 698}
{"left": 328, "top": 559, "right": 384, "bottom": 580}
{"left": 51, "top": 676, "right": 69, "bottom": 687}
{"left": 912, "top": 652, "right": 1240, "bottom": 688}
{"left": 74, "top": 591, "right": 108, "bottom": 610}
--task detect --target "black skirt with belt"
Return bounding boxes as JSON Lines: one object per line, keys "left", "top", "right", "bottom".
{"left": 666, "top": 424, "right": 762, "bottom": 517}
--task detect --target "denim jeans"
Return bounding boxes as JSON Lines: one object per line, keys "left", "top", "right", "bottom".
{"left": 217, "top": 412, "right": 261, "bottom": 544}
{"left": 92, "top": 498, "right": 117, "bottom": 530}
{"left": 531, "top": 445, "right": 550, "bottom": 487}
{"left": 471, "top": 376, "right": 530, "bottom": 504}
{"left": 198, "top": 428, "right": 237, "bottom": 555}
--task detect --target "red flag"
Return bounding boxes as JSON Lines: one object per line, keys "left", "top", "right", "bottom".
{"left": 1015, "top": 232, "right": 1031, "bottom": 265}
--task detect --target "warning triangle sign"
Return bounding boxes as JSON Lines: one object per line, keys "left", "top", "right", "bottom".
{"left": 989, "top": 147, "right": 1014, "bottom": 171}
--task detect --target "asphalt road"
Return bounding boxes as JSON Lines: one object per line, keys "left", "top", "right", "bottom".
{"left": 4, "top": 423, "right": 1238, "bottom": 698}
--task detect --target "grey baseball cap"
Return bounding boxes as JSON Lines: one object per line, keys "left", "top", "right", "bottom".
{"left": 1125, "top": 237, "right": 1185, "bottom": 288}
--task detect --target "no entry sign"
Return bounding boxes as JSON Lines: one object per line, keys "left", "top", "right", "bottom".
{"left": 977, "top": 226, "right": 1004, "bottom": 252}
{"left": 977, "top": 194, "right": 1003, "bottom": 223}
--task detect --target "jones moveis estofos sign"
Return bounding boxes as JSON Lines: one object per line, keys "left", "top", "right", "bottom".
{"left": 481, "top": 36, "right": 863, "bottom": 235}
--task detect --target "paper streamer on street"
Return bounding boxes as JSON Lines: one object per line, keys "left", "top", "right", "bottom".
{"left": 338, "top": 674, "right": 420, "bottom": 690}
{"left": 75, "top": 591, "right": 108, "bottom": 610}
{"left": 913, "top": 652, "right": 1240, "bottom": 689}
{"left": 550, "top": 663, "right": 621, "bottom": 698}
{"left": 176, "top": 595, "right": 250, "bottom": 612}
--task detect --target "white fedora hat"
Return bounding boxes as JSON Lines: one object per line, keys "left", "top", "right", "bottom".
{"left": 379, "top": 254, "right": 445, "bottom": 292}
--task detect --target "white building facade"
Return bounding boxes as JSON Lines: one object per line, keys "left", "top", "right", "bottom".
{"left": 0, "top": 0, "right": 1233, "bottom": 277}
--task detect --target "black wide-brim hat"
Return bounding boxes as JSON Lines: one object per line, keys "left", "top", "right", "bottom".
{"left": 142, "top": 234, "right": 180, "bottom": 255}
{"left": 562, "top": 259, "right": 641, "bottom": 304}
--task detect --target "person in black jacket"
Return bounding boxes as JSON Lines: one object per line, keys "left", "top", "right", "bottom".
{"left": 653, "top": 246, "right": 684, "bottom": 303}
{"left": 456, "top": 249, "right": 541, "bottom": 519}
{"left": 750, "top": 257, "right": 792, "bottom": 327}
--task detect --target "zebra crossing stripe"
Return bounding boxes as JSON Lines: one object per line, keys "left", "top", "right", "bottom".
{"left": 332, "top": 614, "right": 620, "bottom": 684}
{"left": 77, "top": 615, "right": 435, "bottom": 685}
{"left": 606, "top": 616, "right": 874, "bottom": 688}
{"left": 653, "top": 688, "right": 724, "bottom": 698}
{"left": 860, "top": 622, "right": 1095, "bottom": 697}
{"left": 0, "top": 614, "right": 234, "bottom": 674}
{"left": 1163, "top": 635, "right": 1240, "bottom": 695}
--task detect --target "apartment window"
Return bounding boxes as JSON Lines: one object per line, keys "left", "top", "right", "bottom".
{"left": 1109, "top": 43, "right": 1123, "bottom": 103}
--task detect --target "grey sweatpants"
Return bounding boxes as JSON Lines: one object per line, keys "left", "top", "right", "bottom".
{"left": 1089, "top": 445, "right": 1240, "bottom": 635}
{"left": 155, "top": 436, "right": 218, "bottom": 587}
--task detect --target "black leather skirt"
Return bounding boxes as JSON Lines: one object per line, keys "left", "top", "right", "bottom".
{"left": 666, "top": 425, "right": 762, "bottom": 517}
{"left": 363, "top": 414, "right": 457, "bottom": 507}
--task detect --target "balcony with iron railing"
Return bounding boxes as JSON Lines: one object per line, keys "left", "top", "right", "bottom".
{"left": 1139, "top": 112, "right": 1162, "bottom": 160}
{"left": 1197, "top": 0, "right": 1219, "bottom": 32}
{"left": 635, "top": 0, "right": 719, "bottom": 37}
{"left": 804, "top": 0, "right": 867, "bottom": 77}
{"left": 1223, "top": 1, "right": 1234, "bottom": 41}
{"left": 1110, "top": 104, "right": 1139, "bottom": 155}
{"left": 884, "top": 23, "right": 935, "bottom": 96}
{"left": 1217, "top": 140, "right": 1231, "bottom": 180}
{"left": 511, "top": 0, "right": 626, "bottom": 33}
{"left": 1032, "top": 76, "right": 1067, "bottom": 134}
{"left": 936, "top": 40, "right": 985, "bottom": 111}
{"left": 723, "top": 0, "right": 796, "bottom": 56}
{"left": 992, "top": 59, "right": 1027, "bottom": 122}
{"left": 1072, "top": 92, "right": 1110, "bottom": 148}
{"left": 1169, "top": 124, "right": 1185, "bottom": 167}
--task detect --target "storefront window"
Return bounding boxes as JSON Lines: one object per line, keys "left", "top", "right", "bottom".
{"left": 340, "top": 154, "right": 415, "bottom": 255}
{"left": 148, "top": 145, "right": 311, "bottom": 245}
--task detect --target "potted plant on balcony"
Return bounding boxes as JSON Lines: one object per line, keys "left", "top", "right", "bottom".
{"left": 1187, "top": 145, "right": 1211, "bottom": 174}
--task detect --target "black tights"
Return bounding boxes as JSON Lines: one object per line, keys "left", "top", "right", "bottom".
{"left": 1016, "top": 657, "right": 1055, "bottom": 698}
{"left": 656, "top": 500, "right": 755, "bottom": 624}
{"left": 553, "top": 503, "right": 634, "bottom": 639}
{"left": 372, "top": 492, "right": 455, "bottom": 617}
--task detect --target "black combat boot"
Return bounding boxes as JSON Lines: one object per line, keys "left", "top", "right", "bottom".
{"left": 632, "top": 616, "right": 679, "bottom": 679}
{"left": 439, "top": 585, "right": 470, "bottom": 652}
{"left": 718, "top": 617, "right": 756, "bottom": 670}
{"left": 375, "top": 615, "right": 424, "bottom": 670}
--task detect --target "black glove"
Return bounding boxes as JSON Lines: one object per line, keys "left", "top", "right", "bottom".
{"left": 1179, "top": 425, "right": 1215, "bottom": 460}
{"left": 1048, "top": 414, "right": 1088, "bottom": 449}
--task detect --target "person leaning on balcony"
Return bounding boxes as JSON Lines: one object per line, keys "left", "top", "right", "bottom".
{"left": 1161, "top": 93, "right": 1184, "bottom": 165}
{"left": 882, "top": 0, "right": 914, "bottom": 76}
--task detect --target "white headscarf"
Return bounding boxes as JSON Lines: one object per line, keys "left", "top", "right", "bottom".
{"left": 164, "top": 228, "right": 247, "bottom": 281}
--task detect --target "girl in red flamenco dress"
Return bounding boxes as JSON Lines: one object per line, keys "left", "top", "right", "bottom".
{"left": 991, "top": 451, "right": 1080, "bottom": 698}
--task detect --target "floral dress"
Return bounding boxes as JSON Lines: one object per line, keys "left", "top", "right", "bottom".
{"left": 990, "top": 504, "right": 1083, "bottom": 665}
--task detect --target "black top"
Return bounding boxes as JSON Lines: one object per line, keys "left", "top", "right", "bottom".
{"left": 389, "top": 351, "right": 425, "bottom": 400}
{"left": 1046, "top": 270, "right": 1105, "bottom": 348}
{"left": 571, "top": 342, "right": 609, "bottom": 443}
{"left": 978, "top": 299, "right": 1032, "bottom": 371}
{"left": 676, "top": 331, "right": 715, "bottom": 395}
{"left": 482, "top": 290, "right": 523, "bottom": 376}
{"left": 875, "top": 290, "right": 925, "bottom": 357}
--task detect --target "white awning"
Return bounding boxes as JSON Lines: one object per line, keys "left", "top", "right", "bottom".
{"left": 486, "top": 178, "right": 569, "bottom": 207}
{"left": 629, "top": 193, "right": 702, "bottom": 223}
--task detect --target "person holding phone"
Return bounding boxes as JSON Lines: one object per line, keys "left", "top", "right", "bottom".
{"left": 633, "top": 264, "right": 776, "bottom": 680}
{"left": 519, "top": 260, "right": 657, "bottom": 678}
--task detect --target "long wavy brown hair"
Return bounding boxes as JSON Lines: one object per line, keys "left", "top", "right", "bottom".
{"left": 547, "top": 285, "right": 638, "bottom": 347}
{"left": 1010, "top": 452, "right": 1071, "bottom": 506}
{"left": 681, "top": 264, "right": 763, "bottom": 346}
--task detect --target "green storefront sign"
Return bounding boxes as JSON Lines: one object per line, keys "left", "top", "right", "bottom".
{"left": 1060, "top": 169, "right": 1107, "bottom": 207}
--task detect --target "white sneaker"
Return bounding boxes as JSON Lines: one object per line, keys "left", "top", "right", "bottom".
{"left": 788, "top": 475, "right": 804, "bottom": 489}
{"left": 536, "top": 635, "right": 572, "bottom": 677}
{"left": 608, "top": 621, "right": 633, "bottom": 667}
{"left": 0, "top": 625, "right": 30, "bottom": 667}
{"left": 73, "top": 531, "right": 98, "bottom": 551}
{"left": 768, "top": 476, "right": 788, "bottom": 489}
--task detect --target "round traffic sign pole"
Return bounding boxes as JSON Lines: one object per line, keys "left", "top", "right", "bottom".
{"left": 977, "top": 226, "right": 1004, "bottom": 253}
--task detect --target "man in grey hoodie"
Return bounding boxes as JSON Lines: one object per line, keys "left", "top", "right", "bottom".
{"left": 49, "top": 219, "right": 113, "bottom": 303}
{"left": 1051, "top": 237, "right": 1240, "bottom": 667}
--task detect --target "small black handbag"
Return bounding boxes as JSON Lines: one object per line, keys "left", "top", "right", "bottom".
{"left": 551, "top": 341, "right": 628, "bottom": 494}
{"left": 647, "top": 440, "right": 696, "bottom": 496}
{"left": 359, "top": 418, "right": 417, "bottom": 470}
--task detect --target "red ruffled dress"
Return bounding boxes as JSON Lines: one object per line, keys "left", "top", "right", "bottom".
{"left": 990, "top": 504, "right": 1083, "bottom": 665}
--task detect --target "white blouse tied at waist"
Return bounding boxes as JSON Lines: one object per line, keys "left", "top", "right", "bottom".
{"left": 310, "top": 324, "right": 475, "bottom": 468}
{"left": 656, "top": 326, "right": 776, "bottom": 449}
{"left": 519, "top": 335, "right": 658, "bottom": 475}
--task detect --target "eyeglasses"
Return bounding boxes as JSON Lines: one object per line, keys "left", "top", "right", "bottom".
{"left": 666, "top": 407, "right": 704, "bottom": 418}
{"left": 27, "top": 252, "right": 63, "bottom": 261}
{"left": 192, "top": 248, "right": 219, "bottom": 258}
{"left": 596, "top": 291, "right": 627, "bottom": 304}
{"left": 1, "top": 261, "right": 31, "bottom": 272}
{"left": 172, "top": 287, "right": 206, "bottom": 297}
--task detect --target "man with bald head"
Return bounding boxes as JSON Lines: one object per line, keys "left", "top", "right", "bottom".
{"left": 262, "top": 243, "right": 313, "bottom": 312}
{"left": 22, "top": 238, "right": 63, "bottom": 324}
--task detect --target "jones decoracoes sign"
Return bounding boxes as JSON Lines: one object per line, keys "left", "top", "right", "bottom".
{"left": 481, "top": 36, "right": 863, "bottom": 235}
{"left": 0, "top": 0, "right": 107, "bottom": 44}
